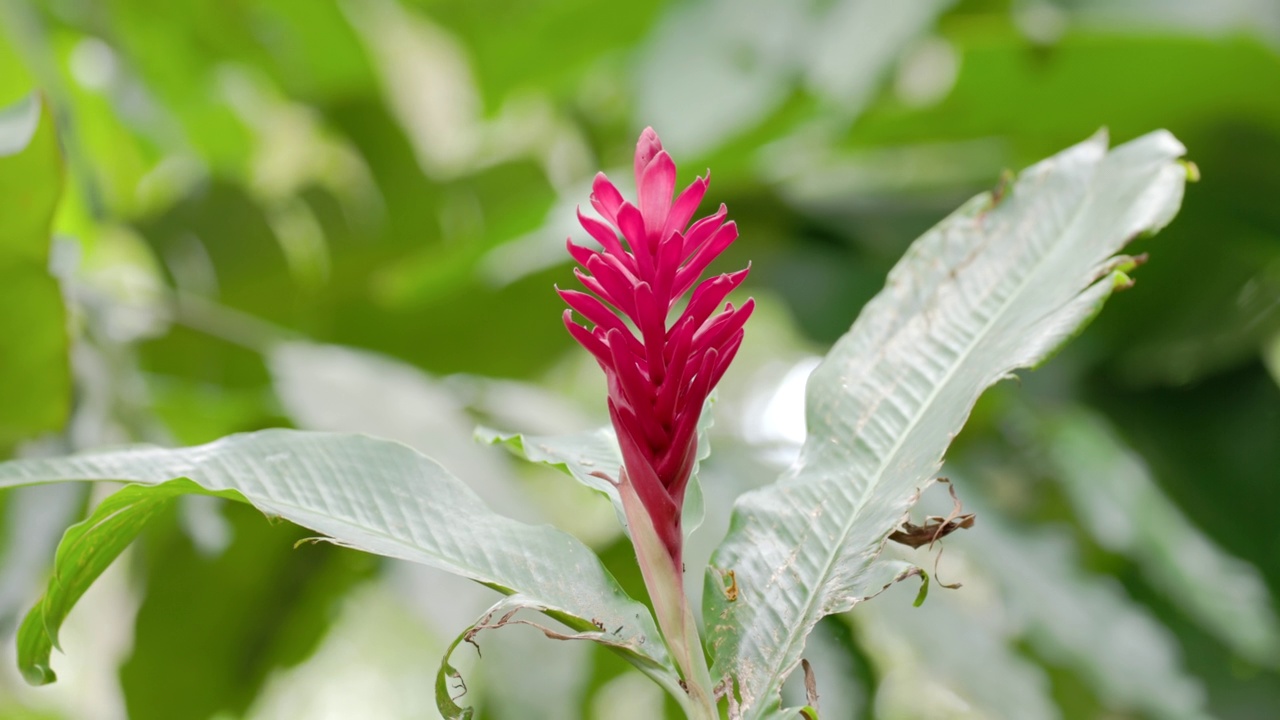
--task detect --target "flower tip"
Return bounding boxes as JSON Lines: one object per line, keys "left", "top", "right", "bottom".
{"left": 724, "top": 265, "right": 751, "bottom": 285}
{"left": 635, "top": 128, "right": 665, "bottom": 183}
{"left": 591, "top": 174, "right": 625, "bottom": 222}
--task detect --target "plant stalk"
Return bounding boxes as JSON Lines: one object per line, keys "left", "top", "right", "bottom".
{"left": 618, "top": 479, "right": 718, "bottom": 719}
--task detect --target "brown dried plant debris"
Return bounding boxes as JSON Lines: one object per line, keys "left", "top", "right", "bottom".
{"left": 887, "top": 478, "right": 975, "bottom": 550}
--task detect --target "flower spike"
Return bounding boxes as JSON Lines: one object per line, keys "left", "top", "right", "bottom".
{"left": 559, "top": 128, "right": 753, "bottom": 566}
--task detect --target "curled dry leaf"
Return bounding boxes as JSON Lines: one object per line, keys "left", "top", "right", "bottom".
{"left": 888, "top": 479, "right": 976, "bottom": 550}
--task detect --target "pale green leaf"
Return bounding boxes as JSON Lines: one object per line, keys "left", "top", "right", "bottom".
{"left": 475, "top": 426, "right": 627, "bottom": 525}
{"left": 476, "top": 399, "right": 714, "bottom": 538}
{"left": 1036, "top": 404, "right": 1280, "bottom": 666}
{"left": 0, "top": 430, "right": 674, "bottom": 697}
{"left": 851, "top": 495, "right": 1211, "bottom": 720}
{"left": 961, "top": 502, "right": 1211, "bottom": 720}
{"left": 269, "top": 341, "right": 543, "bottom": 525}
{"left": 851, "top": 575, "right": 1058, "bottom": 720}
{"left": 703, "top": 130, "right": 1188, "bottom": 716}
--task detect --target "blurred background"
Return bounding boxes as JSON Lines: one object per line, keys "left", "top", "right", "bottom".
{"left": 1, "top": 0, "right": 1279, "bottom": 718}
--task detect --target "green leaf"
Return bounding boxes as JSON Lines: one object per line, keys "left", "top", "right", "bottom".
{"left": 119, "top": 500, "right": 376, "bottom": 720}
{"left": 851, "top": 560, "right": 1062, "bottom": 720}
{"left": 420, "top": 0, "right": 665, "bottom": 113}
{"left": 0, "top": 484, "right": 85, "bottom": 628}
{"left": 1036, "top": 404, "right": 1280, "bottom": 666}
{"left": 476, "top": 425, "right": 629, "bottom": 525}
{"left": 703, "top": 130, "right": 1188, "bottom": 716}
{"left": 910, "top": 567, "right": 929, "bottom": 608}
{"left": 956, "top": 499, "right": 1212, "bottom": 720}
{"left": 0, "top": 92, "right": 70, "bottom": 448}
{"left": 0, "top": 430, "right": 674, "bottom": 695}
{"left": 853, "top": 34, "right": 1280, "bottom": 157}
{"left": 476, "top": 398, "right": 715, "bottom": 539}
{"left": 848, "top": 484, "right": 1209, "bottom": 719}
{"left": 17, "top": 479, "right": 243, "bottom": 684}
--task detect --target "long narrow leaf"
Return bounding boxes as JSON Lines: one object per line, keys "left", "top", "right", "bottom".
{"left": 0, "top": 430, "right": 674, "bottom": 692}
{"left": 1036, "top": 405, "right": 1280, "bottom": 666}
{"left": 703, "top": 130, "right": 1188, "bottom": 716}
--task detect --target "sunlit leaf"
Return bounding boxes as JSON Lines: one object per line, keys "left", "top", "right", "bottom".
{"left": 421, "top": 0, "right": 665, "bottom": 113}
{"left": 853, "top": 492, "right": 1213, "bottom": 720}
{"left": 477, "top": 426, "right": 627, "bottom": 525}
{"left": 703, "top": 130, "right": 1188, "bottom": 716}
{"left": 1063, "top": 0, "right": 1280, "bottom": 45}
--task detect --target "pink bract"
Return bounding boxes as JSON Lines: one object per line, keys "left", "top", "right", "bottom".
{"left": 559, "top": 128, "right": 753, "bottom": 564}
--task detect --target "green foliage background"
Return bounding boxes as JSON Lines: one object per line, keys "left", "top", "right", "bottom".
{"left": 1, "top": 1, "right": 1278, "bottom": 718}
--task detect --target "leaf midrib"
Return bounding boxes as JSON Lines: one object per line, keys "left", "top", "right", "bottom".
{"left": 10, "top": 470, "right": 606, "bottom": 617}
{"left": 752, "top": 166, "right": 1101, "bottom": 713}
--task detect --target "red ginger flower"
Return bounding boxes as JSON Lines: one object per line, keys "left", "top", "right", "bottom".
{"left": 559, "top": 128, "right": 754, "bottom": 564}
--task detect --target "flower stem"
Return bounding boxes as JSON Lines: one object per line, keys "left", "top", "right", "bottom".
{"left": 618, "top": 479, "right": 718, "bottom": 719}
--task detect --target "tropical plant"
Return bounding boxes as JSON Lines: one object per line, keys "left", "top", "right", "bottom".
{"left": 6, "top": 3, "right": 1280, "bottom": 719}
{"left": 1, "top": 102, "right": 1190, "bottom": 718}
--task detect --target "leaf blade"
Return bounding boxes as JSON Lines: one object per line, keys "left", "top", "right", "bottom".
{"left": 703, "top": 130, "right": 1188, "bottom": 715}
{"left": 0, "top": 430, "right": 673, "bottom": 687}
